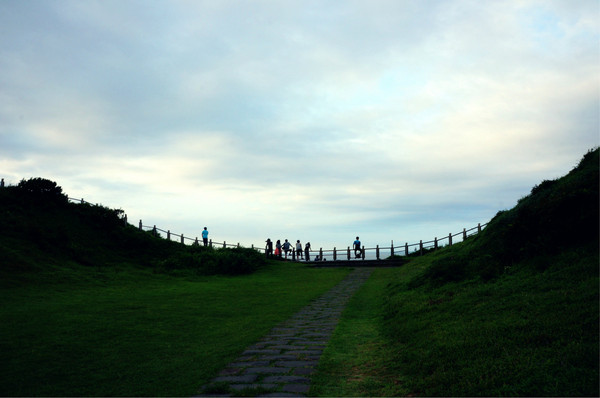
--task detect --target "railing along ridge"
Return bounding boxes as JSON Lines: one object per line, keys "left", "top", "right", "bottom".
{"left": 67, "top": 196, "right": 488, "bottom": 260}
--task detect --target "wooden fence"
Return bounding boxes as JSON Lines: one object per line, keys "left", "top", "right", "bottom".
{"left": 67, "top": 196, "right": 488, "bottom": 261}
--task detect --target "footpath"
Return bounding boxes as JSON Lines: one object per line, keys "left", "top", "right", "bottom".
{"left": 198, "top": 267, "right": 374, "bottom": 397}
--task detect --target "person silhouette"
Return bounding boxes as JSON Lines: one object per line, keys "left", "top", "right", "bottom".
{"left": 265, "top": 239, "right": 273, "bottom": 257}
{"left": 202, "top": 227, "right": 209, "bottom": 246}
{"left": 353, "top": 236, "right": 362, "bottom": 258}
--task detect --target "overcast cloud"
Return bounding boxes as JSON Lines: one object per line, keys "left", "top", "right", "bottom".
{"left": 1, "top": 0, "right": 598, "bottom": 253}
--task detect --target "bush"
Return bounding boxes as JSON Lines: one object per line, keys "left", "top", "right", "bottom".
{"left": 16, "top": 178, "right": 68, "bottom": 204}
{"left": 156, "top": 246, "right": 265, "bottom": 276}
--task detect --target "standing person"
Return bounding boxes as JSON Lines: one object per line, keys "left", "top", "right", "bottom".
{"left": 353, "top": 236, "right": 362, "bottom": 258}
{"left": 304, "top": 242, "right": 311, "bottom": 261}
{"left": 282, "top": 239, "right": 292, "bottom": 259}
{"left": 295, "top": 240, "right": 303, "bottom": 260}
{"left": 0, "top": 178, "right": 4, "bottom": 188}
{"left": 202, "top": 227, "right": 209, "bottom": 246}
{"left": 265, "top": 239, "right": 273, "bottom": 257}
{"left": 275, "top": 239, "right": 282, "bottom": 258}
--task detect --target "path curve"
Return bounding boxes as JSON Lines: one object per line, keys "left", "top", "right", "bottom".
{"left": 198, "top": 267, "right": 374, "bottom": 397}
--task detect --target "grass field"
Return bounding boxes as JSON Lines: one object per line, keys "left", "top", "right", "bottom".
{"left": 0, "top": 262, "right": 349, "bottom": 397}
{"left": 310, "top": 243, "right": 599, "bottom": 396}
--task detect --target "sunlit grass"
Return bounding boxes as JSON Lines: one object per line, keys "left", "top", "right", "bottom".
{"left": 310, "top": 244, "right": 598, "bottom": 397}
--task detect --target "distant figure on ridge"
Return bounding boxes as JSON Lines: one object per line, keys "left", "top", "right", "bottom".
{"left": 202, "top": 227, "right": 209, "bottom": 246}
{"left": 304, "top": 242, "right": 311, "bottom": 261}
{"left": 265, "top": 239, "right": 273, "bottom": 257}
{"left": 282, "top": 239, "right": 292, "bottom": 259}
{"left": 295, "top": 240, "right": 303, "bottom": 260}
{"left": 0, "top": 178, "right": 4, "bottom": 188}
{"left": 353, "top": 236, "right": 362, "bottom": 258}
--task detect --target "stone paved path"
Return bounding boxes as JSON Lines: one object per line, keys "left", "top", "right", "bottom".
{"left": 198, "top": 267, "right": 374, "bottom": 397}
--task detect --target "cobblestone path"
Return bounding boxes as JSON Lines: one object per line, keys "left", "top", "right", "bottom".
{"left": 198, "top": 267, "right": 374, "bottom": 397}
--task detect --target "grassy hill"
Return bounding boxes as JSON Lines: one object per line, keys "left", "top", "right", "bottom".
{"left": 0, "top": 177, "right": 265, "bottom": 282}
{"left": 0, "top": 179, "right": 351, "bottom": 396}
{"left": 1, "top": 148, "right": 598, "bottom": 396}
{"left": 311, "top": 148, "right": 599, "bottom": 396}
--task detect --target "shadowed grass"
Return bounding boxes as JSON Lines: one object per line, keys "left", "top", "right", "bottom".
{"left": 0, "top": 262, "right": 349, "bottom": 397}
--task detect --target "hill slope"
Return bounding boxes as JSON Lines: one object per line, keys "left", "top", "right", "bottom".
{"left": 0, "top": 178, "right": 264, "bottom": 283}
{"left": 310, "top": 148, "right": 598, "bottom": 397}
{"left": 379, "top": 148, "right": 599, "bottom": 396}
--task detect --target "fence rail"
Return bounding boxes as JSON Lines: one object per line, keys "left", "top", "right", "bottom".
{"left": 67, "top": 196, "right": 488, "bottom": 262}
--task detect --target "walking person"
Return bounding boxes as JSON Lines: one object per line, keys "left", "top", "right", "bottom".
{"left": 304, "top": 242, "right": 311, "bottom": 261}
{"left": 295, "top": 240, "right": 303, "bottom": 260}
{"left": 202, "top": 227, "right": 209, "bottom": 246}
{"left": 265, "top": 238, "right": 273, "bottom": 257}
{"left": 353, "top": 236, "right": 362, "bottom": 258}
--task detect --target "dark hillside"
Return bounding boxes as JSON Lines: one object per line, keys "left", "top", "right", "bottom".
{"left": 414, "top": 148, "right": 599, "bottom": 285}
{"left": 0, "top": 178, "right": 264, "bottom": 281}
{"left": 379, "top": 148, "right": 599, "bottom": 396}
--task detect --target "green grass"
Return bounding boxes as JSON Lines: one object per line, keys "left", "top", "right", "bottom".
{"left": 310, "top": 267, "right": 409, "bottom": 397}
{"left": 0, "top": 262, "right": 349, "bottom": 396}
{"left": 310, "top": 243, "right": 599, "bottom": 396}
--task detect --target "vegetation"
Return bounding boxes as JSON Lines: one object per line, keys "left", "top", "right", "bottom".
{"left": 1, "top": 147, "right": 598, "bottom": 396}
{"left": 0, "top": 178, "right": 265, "bottom": 278}
{"left": 0, "top": 178, "right": 351, "bottom": 396}
{"left": 311, "top": 148, "right": 599, "bottom": 396}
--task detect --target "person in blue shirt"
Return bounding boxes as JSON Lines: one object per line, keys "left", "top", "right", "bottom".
{"left": 202, "top": 227, "right": 209, "bottom": 246}
{"left": 353, "top": 236, "right": 362, "bottom": 258}
{"left": 282, "top": 239, "right": 292, "bottom": 259}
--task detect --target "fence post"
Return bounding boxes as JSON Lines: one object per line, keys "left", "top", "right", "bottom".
{"left": 209, "top": 239, "right": 212, "bottom": 247}
{"left": 391, "top": 240, "right": 394, "bottom": 257}
{"left": 292, "top": 249, "right": 295, "bottom": 261}
{"left": 347, "top": 247, "right": 350, "bottom": 260}
{"left": 223, "top": 241, "right": 226, "bottom": 249}
{"left": 434, "top": 237, "right": 438, "bottom": 249}
{"left": 405, "top": 242, "right": 408, "bottom": 256}
{"left": 319, "top": 248, "right": 323, "bottom": 261}
{"left": 376, "top": 245, "right": 380, "bottom": 260}
{"left": 167, "top": 230, "right": 170, "bottom": 241}
{"left": 181, "top": 233, "right": 184, "bottom": 244}
{"left": 195, "top": 237, "right": 199, "bottom": 245}
{"left": 449, "top": 232, "right": 452, "bottom": 246}
{"left": 237, "top": 243, "right": 240, "bottom": 248}
{"left": 333, "top": 247, "right": 337, "bottom": 261}
{"left": 81, "top": 198, "right": 84, "bottom": 204}
{"left": 362, "top": 246, "right": 365, "bottom": 260}
{"left": 139, "top": 220, "right": 142, "bottom": 230}
{"left": 463, "top": 228, "right": 467, "bottom": 240}
{"left": 152, "top": 225, "right": 157, "bottom": 235}
{"left": 478, "top": 223, "right": 481, "bottom": 233}
{"left": 419, "top": 240, "right": 423, "bottom": 256}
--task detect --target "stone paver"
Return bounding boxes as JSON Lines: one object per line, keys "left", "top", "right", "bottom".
{"left": 198, "top": 267, "right": 373, "bottom": 397}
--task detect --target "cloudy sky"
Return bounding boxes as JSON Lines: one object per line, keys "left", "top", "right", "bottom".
{"left": 1, "top": 0, "right": 598, "bottom": 254}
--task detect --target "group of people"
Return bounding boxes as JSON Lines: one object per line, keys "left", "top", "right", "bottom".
{"left": 264, "top": 236, "right": 363, "bottom": 261}
{"left": 265, "top": 238, "right": 312, "bottom": 260}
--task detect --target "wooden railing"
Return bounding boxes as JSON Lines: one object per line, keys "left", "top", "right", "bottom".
{"left": 67, "top": 196, "right": 488, "bottom": 261}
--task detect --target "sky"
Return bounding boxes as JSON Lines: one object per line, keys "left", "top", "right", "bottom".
{"left": 1, "top": 0, "right": 598, "bottom": 255}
